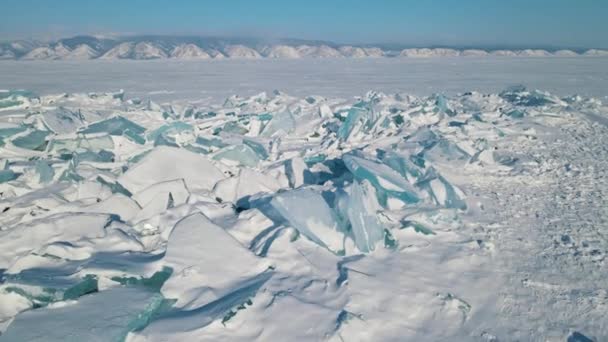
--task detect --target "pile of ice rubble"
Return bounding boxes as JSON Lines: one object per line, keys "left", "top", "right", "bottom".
{"left": 0, "top": 87, "right": 602, "bottom": 340}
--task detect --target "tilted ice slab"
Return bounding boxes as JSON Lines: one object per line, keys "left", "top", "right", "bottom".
{"left": 161, "top": 213, "right": 272, "bottom": 309}
{"left": 118, "top": 146, "right": 225, "bottom": 194}
{"left": 271, "top": 188, "right": 345, "bottom": 254}
{"left": 0, "top": 287, "right": 164, "bottom": 342}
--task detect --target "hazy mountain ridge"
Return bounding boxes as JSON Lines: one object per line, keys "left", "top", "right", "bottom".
{"left": 1, "top": 35, "right": 607, "bottom": 60}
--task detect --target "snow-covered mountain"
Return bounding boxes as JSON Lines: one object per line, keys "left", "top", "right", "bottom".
{"left": 517, "top": 49, "right": 552, "bottom": 57}
{"left": 206, "top": 49, "right": 226, "bottom": 59}
{"left": 490, "top": 50, "right": 519, "bottom": 56}
{"left": 399, "top": 48, "right": 460, "bottom": 57}
{"left": 63, "top": 44, "right": 99, "bottom": 60}
{"left": 338, "top": 46, "right": 385, "bottom": 58}
{"left": 1, "top": 35, "right": 607, "bottom": 60}
{"left": 21, "top": 43, "right": 71, "bottom": 60}
{"left": 0, "top": 47, "right": 16, "bottom": 60}
{"left": 222, "top": 44, "right": 261, "bottom": 59}
{"left": 553, "top": 49, "right": 578, "bottom": 56}
{"left": 261, "top": 45, "right": 301, "bottom": 58}
{"left": 170, "top": 44, "right": 211, "bottom": 59}
{"left": 461, "top": 49, "right": 489, "bottom": 57}
{"left": 297, "top": 45, "right": 343, "bottom": 58}
{"left": 100, "top": 42, "right": 167, "bottom": 60}
{"left": 583, "top": 49, "right": 608, "bottom": 56}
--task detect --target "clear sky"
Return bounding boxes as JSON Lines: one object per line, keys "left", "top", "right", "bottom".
{"left": 1, "top": 0, "right": 607, "bottom": 48}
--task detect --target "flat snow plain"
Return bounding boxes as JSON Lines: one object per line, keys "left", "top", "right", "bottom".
{"left": 1, "top": 57, "right": 608, "bottom": 101}
{"left": 0, "top": 58, "right": 607, "bottom": 342}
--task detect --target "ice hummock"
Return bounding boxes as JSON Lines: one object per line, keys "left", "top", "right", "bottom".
{"left": 0, "top": 86, "right": 597, "bottom": 340}
{"left": 271, "top": 188, "right": 345, "bottom": 254}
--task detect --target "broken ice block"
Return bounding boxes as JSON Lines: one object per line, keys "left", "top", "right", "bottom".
{"left": 338, "top": 107, "right": 363, "bottom": 140}
{"left": 380, "top": 151, "right": 424, "bottom": 182}
{"left": 343, "top": 153, "right": 420, "bottom": 206}
{"left": 80, "top": 116, "right": 146, "bottom": 143}
{"left": 213, "top": 144, "right": 261, "bottom": 167}
{"left": 261, "top": 111, "right": 295, "bottom": 137}
{"left": 347, "top": 180, "right": 385, "bottom": 253}
{"left": 243, "top": 138, "right": 269, "bottom": 160}
{"left": 35, "top": 160, "right": 54, "bottom": 183}
{"left": 0, "top": 125, "right": 26, "bottom": 139}
{"left": 0, "top": 169, "right": 20, "bottom": 183}
{"left": 434, "top": 94, "right": 456, "bottom": 116}
{"left": 417, "top": 168, "right": 467, "bottom": 210}
{"left": 213, "top": 168, "right": 280, "bottom": 204}
{"left": 42, "top": 108, "right": 86, "bottom": 134}
{"left": 48, "top": 135, "right": 114, "bottom": 153}
{"left": 147, "top": 122, "right": 193, "bottom": 141}
{"left": 118, "top": 146, "right": 225, "bottom": 194}
{"left": 506, "top": 109, "right": 525, "bottom": 118}
{"left": 0, "top": 287, "right": 164, "bottom": 342}
{"left": 162, "top": 213, "right": 271, "bottom": 309}
{"left": 285, "top": 157, "right": 308, "bottom": 188}
{"left": 12, "top": 130, "right": 50, "bottom": 151}
{"left": 271, "top": 188, "right": 345, "bottom": 253}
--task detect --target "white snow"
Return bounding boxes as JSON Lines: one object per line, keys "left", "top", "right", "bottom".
{"left": 170, "top": 44, "right": 211, "bottom": 59}
{"left": 0, "top": 60, "right": 607, "bottom": 342}
{"left": 223, "top": 45, "right": 262, "bottom": 59}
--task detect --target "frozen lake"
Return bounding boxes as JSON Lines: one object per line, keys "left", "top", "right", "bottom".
{"left": 1, "top": 57, "right": 608, "bottom": 102}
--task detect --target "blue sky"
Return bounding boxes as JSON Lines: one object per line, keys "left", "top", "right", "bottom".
{"left": 1, "top": 0, "right": 607, "bottom": 48}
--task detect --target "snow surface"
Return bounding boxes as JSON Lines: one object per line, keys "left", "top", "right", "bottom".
{"left": 1, "top": 58, "right": 608, "bottom": 103}
{"left": 0, "top": 61, "right": 607, "bottom": 341}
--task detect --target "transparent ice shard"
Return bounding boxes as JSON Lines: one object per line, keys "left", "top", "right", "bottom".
{"left": 96, "top": 176, "right": 133, "bottom": 197}
{"left": 500, "top": 87, "right": 554, "bottom": 107}
{"left": 0, "top": 98, "right": 23, "bottom": 109}
{"left": 285, "top": 157, "right": 308, "bottom": 188}
{"left": 0, "top": 125, "right": 26, "bottom": 139}
{"left": 80, "top": 116, "right": 146, "bottom": 143}
{"left": 124, "top": 128, "right": 146, "bottom": 144}
{"left": 111, "top": 267, "right": 173, "bottom": 291}
{"left": 380, "top": 151, "right": 424, "bottom": 182}
{"left": 35, "top": 160, "right": 54, "bottom": 183}
{"left": 416, "top": 168, "right": 467, "bottom": 210}
{"left": 73, "top": 150, "right": 115, "bottom": 163}
{"left": 347, "top": 180, "right": 385, "bottom": 253}
{"left": 0, "top": 89, "right": 36, "bottom": 100}
{"left": 434, "top": 94, "right": 456, "bottom": 116}
{"left": 11, "top": 130, "right": 50, "bottom": 151}
{"left": 243, "top": 138, "right": 268, "bottom": 160}
{"left": 271, "top": 188, "right": 345, "bottom": 253}
{"left": 506, "top": 109, "right": 525, "bottom": 118}
{"left": 147, "top": 122, "right": 193, "bottom": 141}
{"left": 261, "top": 111, "right": 295, "bottom": 137}
{"left": 338, "top": 107, "right": 366, "bottom": 140}
{"left": 213, "top": 144, "right": 260, "bottom": 167}
{"left": 424, "top": 140, "right": 471, "bottom": 164}
{"left": 195, "top": 136, "right": 227, "bottom": 149}
{"left": 343, "top": 153, "right": 420, "bottom": 206}
{"left": 0, "top": 169, "right": 21, "bottom": 183}
{"left": 42, "top": 108, "right": 86, "bottom": 134}
{"left": 48, "top": 135, "right": 114, "bottom": 153}
{"left": 153, "top": 133, "right": 179, "bottom": 147}
{"left": 215, "top": 121, "right": 248, "bottom": 135}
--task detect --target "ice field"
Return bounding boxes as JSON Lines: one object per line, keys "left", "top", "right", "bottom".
{"left": 0, "top": 58, "right": 607, "bottom": 341}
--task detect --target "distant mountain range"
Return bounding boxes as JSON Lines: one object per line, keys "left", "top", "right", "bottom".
{"left": 1, "top": 35, "right": 607, "bottom": 60}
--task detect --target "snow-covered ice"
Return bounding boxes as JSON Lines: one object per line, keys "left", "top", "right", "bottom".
{"left": 0, "top": 65, "right": 607, "bottom": 341}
